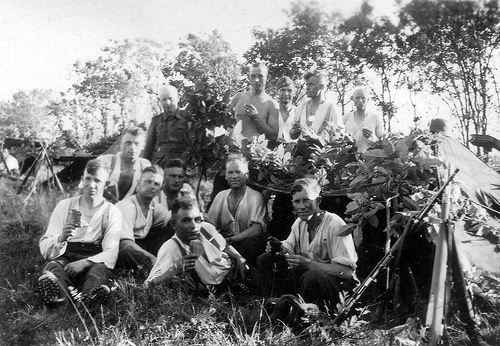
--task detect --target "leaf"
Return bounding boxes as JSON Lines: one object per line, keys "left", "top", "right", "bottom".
{"left": 258, "top": 171, "right": 264, "bottom": 181}
{"left": 363, "top": 149, "right": 388, "bottom": 158}
{"left": 338, "top": 223, "right": 357, "bottom": 236}
{"left": 350, "top": 174, "right": 368, "bottom": 186}
{"left": 353, "top": 225, "right": 363, "bottom": 247}
{"left": 345, "top": 201, "right": 360, "bottom": 214}
{"left": 367, "top": 215, "right": 379, "bottom": 227}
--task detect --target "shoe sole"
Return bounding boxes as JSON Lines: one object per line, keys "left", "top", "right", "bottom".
{"left": 37, "top": 275, "right": 62, "bottom": 305}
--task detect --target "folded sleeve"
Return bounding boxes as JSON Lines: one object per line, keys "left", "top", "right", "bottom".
{"left": 245, "top": 190, "right": 267, "bottom": 231}
{"left": 116, "top": 199, "right": 137, "bottom": 241}
{"left": 39, "top": 199, "right": 71, "bottom": 261}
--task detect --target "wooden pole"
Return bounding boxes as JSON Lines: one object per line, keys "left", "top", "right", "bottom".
{"left": 426, "top": 192, "right": 450, "bottom": 346}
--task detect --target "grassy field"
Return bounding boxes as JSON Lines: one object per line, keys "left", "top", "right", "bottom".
{"left": 1, "top": 178, "right": 499, "bottom": 346}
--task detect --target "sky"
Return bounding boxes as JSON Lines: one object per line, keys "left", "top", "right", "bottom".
{"left": 0, "top": 0, "right": 399, "bottom": 100}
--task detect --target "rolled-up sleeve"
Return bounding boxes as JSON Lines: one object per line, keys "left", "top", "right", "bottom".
{"left": 86, "top": 205, "right": 122, "bottom": 269}
{"left": 39, "top": 199, "right": 71, "bottom": 261}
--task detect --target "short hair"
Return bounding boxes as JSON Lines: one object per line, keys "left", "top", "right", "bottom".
{"left": 302, "top": 69, "right": 328, "bottom": 86}
{"left": 276, "top": 76, "right": 295, "bottom": 91}
{"left": 123, "top": 126, "right": 145, "bottom": 138}
{"left": 164, "top": 158, "right": 187, "bottom": 171}
{"left": 141, "top": 165, "right": 164, "bottom": 179}
{"left": 225, "top": 153, "right": 248, "bottom": 172}
{"left": 352, "top": 87, "right": 370, "bottom": 99}
{"left": 158, "top": 85, "right": 179, "bottom": 99}
{"left": 249, "top": 62, "right": 268, "bottom": 76}
{"left": 171, "top": 191, "right": 199, "bottom": 216}
{"left": 85, "top": 159, "right": 109, "bottom": 175}
{"left": 291, "top": 177, "right": 322, "bottom": 199}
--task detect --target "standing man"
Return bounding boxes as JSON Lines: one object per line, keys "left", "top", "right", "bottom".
{"left": 37, "top": 159, "right": 122, "bottom": 306}
{"left": 116, "top": 165, "right": 171, "bottom": 273}
{"left": 153, "top": 158, "right": 194, "bottom": 212}
{"left": 258, "top": 178, "right": 358, "bottom": 313}
{"left": 289, "top": 69, "right": 340, "bottom": 145}
{"left": 229, "top": 62, "right": 279, "bottom": 142}
{"left": 343, "top": 87, "right": 384, "bottom": 153}
{"left": 275, "top": 76, "right": 297, "bottom": 143}
{"left": 98, "top": 126, "right": 150, "bottom": 203}
{"left": 205, "top": 154, "right": 267, "bottom": 266}
{"left": 143, "top": 85, "right": 190, "bottom": 167}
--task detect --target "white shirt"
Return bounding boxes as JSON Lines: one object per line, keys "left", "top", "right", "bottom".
{"left": 116, "top": 195, "right": 169, "bottom": 241}
{"left": 39, "top": 196, "right": 122, "bottom": 269}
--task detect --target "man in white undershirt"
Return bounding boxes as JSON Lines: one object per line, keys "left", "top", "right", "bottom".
{"left": 343, "top": 87, "right": 385, "bottom": 153}
{"left": 289, "top": 69, "right": 339, "bottom": 146}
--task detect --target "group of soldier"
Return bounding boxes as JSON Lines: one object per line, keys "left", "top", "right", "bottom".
{"left": 36, "top": 62, "right": 386, "bottom": 315}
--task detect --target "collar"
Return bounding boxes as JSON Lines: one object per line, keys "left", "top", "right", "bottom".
{"left": 161, "top": 109, "right": 182, "bottom": 121}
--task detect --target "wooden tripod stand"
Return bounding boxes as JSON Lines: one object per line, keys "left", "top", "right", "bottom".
{"left": 18, "top": 144, "right": 65, "bottom": 203}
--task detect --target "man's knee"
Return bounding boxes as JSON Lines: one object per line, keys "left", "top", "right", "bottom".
{"left": 301, "top": 269, "right": 340, "bottom": 289}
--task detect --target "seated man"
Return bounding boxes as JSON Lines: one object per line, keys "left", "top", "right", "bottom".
{"left": 258, "top": 178, "right": 358, "bottom": 314}
{"left": 98, "top": 126, "right": 151, "bottom": 203}
{"left": 153, "top": 158, "right": 194, "bottom": 214}
{"left": 205, "top": 154, "right": 267, "bottom": 266}
{"left": 343, "top": 87, "right": 384, "bottom": 153}
{"left": 37, "top": 159, "right": 122, "bottom": 306}
{"left": 145, "top": 192, "right": 248, "bottom": 291}
{"left": 0, "top": 147, "right": 20, "bottom": 176}
{"left": 116, "top": 165, "right": 171, "bottom": 273}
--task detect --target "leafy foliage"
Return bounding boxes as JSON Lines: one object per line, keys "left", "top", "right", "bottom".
{"left": 398, "top": 0, "right": 500, "bottom": 145}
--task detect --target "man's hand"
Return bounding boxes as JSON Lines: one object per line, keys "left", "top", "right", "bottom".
{"left": 301, "top": 127, "right": 319, "bottom": 141}
{"left": 244, "top": 103, "right": 258, "bottom": 120}
{"left": 175, "top": 254, "right": 198, "bottom": 275}
{"left": 64, "top": 259, "right": 92, "bottom": 277}
{"left": 290, "top": 122, "right": 302, "bottom": 139}
{"left": 285, "top": 254, "right": 312, "bottom": 270}
{"left": 234, "top": 256, "right": 248, "bottom": 279}
{"left": 59, "top": 224, "right": 77, "bottom": 242}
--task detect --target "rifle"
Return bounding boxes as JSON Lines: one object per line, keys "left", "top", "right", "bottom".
{"left": 333, "top": 168, "right": 460, "bottom": 326}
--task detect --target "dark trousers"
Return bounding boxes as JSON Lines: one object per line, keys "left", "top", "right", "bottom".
{"left": 258, "top": 253, "right": 354, "bottom": 313}
{"left": 117, "top": 223, "right": 175, "bottom": 271}
{"left": 43, "top": 242, "right": 113, "bottom": 295}
{"left": 231, "top": 236, "right": 266, "bottom": 268}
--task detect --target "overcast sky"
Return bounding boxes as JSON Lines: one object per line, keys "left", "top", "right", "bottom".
{"left": 0, "top": 0, "right": 400, "bottom": 100}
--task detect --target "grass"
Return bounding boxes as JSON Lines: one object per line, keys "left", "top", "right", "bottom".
{"left": 1, "top": 178, "right": 499, "bottom": 346}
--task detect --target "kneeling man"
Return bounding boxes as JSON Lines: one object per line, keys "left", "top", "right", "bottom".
{"left": 145, "top": 192, "right": 248, "bottom": 291}
{"left": 116, "top": 165, "right": 171, "bottom": 273}
{"left": 258, "top": 177, "right": 358, "bottom": 313}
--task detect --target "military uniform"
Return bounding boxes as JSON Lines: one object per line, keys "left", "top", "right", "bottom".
{"left": 143, "top": 110, "right": 190, "bottom": 167}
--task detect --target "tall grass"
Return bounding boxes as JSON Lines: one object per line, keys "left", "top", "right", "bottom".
{"left": 1, "top": 178, "right": 499, "bottom": 346}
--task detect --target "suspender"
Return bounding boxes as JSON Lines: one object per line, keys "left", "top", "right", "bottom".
{"left": 66, "top": 197, "right": 110, "bottom": 239}
{"left": 200, "top": 227, "right": 220, "bottom": 250}
{"left": 172, "top": 227, "right": 221, "bottom": 262}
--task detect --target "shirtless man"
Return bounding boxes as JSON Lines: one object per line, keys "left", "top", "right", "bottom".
{"left": 98, "top": 126, "right": 150, "bottom": 203}
{"left": 229, "top": 62, "right": 279, "bottom": 141}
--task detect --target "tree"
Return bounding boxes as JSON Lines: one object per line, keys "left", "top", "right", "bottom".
{"left": 0, "top": 89, "right": 55, "bottom": 140}
{"left": 244, "top": 1, "right": 364, "bottom": 107}
{"left": 164, "top": 31, "right": 242, "bottom": 98}
{"left": 71, "top": 39, "right": 174, "bottom": 143}
{"left": 399, "top": 0, "right": 500, "bottom": 146}
{"left": 341, "top": 1, "right": 404, "bottom": 132}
